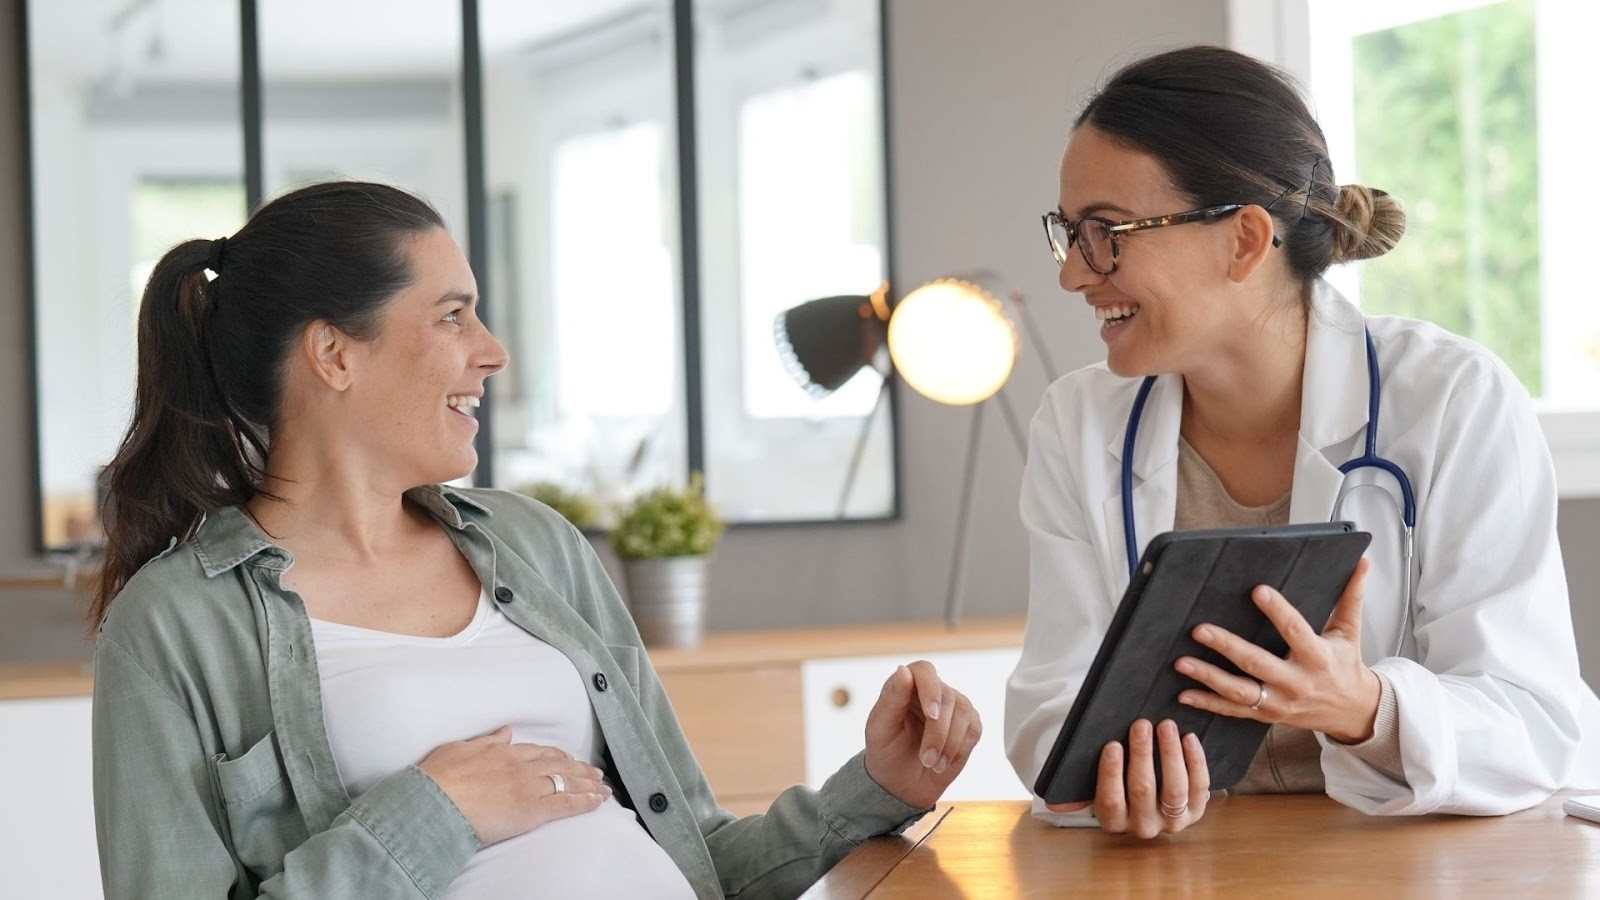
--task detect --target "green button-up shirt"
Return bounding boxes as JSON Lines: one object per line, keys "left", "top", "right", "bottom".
{"left": 92, "top": 485, "right": 925, "bottom": 899}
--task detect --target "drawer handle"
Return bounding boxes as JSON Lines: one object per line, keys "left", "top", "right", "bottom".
{"left": 831, "top": 687, "right": 851, "bottom": 708}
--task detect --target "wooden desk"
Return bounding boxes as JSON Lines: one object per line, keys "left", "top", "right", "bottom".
{"left": 805, "top": 795, "right": 1600, "bottom": 898}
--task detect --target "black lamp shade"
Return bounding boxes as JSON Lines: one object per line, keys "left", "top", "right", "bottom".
{"left": 773, "top": 294, "right": 888, "bottom": 397}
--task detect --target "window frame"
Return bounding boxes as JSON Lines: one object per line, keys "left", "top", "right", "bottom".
{"left": 499, "top": 62, "right": 690, "bottom": 498}
{"left": 1229, "top": 0, "right": 1600, "bottom": 498}
{"left": 690, "top": 4, "right": 898, "bottom": 523}
{"left": 16, "top": 0, "right": 903, "bottom": 553}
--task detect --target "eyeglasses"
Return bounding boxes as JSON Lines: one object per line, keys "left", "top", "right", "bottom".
{"left": 1041, "top": 204, "right": 1281, "bottom": 276}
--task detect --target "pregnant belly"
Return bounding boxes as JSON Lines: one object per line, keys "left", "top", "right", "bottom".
{"left": 443, "top": 797, "right": 697, "bottom": 899}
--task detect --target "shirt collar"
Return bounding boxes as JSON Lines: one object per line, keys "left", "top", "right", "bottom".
{"left": 189, "top": 483, "right": 494, "bottom": 578}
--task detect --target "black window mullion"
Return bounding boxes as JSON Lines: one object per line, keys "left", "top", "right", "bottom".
{"left": 19, "top": 0, "right": 44, "bottom": 553}
{"left": 878, "top": 0, "right": 902, "bottom": 521}
{"left": 672, "top": 0, "right": 705, "bottom": 482}
{"left": 461, "top": 0, "right": 494, "bottom": 487}
{"left": 239, "top": 0, "right": 262, "bottom": 211}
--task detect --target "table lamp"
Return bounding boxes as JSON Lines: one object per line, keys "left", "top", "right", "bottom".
{"left": 774, "top": 284, "right": 892, "bottom": 398}
{"left": 774, "top": 274, "right": 1055, "bottom": 626}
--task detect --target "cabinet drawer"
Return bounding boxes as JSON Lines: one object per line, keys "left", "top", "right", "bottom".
{"left": 658, "top": 665, "right": 804, "bottom": 800}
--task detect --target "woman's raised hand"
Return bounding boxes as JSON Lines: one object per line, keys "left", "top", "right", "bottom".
{"left": 418, "top": 725, "right": 610, "bottom": 845}
{"left": 863, "top": 661, "right": 982, "bottom": 810}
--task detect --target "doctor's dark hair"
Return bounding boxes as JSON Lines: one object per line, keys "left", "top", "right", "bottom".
{"left": 1075, "top": 45, "right": 1406, "bottom": 283}
{"left": 91, "top": 181, "right": 445, "bottom": 627}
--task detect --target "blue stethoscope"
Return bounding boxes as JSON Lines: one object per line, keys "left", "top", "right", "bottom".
{"left": 1120, "top": 327, "right": 1417, "bottom": 654}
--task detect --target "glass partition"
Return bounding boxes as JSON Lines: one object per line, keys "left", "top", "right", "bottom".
{"left": 23, "top": 0, "right": 895, "bottom": 551}
{"left": 480, "top": 0, "right": 688, "bottom": 522}
{"left": 692, "top": 0, "right": 895, "bottom": 521}
{"left": 27, "top": 0, "right": 247, "bottom": 548}
{"left": 258, "top": 1, "right": 468, "bottom": 243}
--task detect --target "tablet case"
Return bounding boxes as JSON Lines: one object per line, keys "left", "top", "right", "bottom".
{"left": 1033, "top": 522, "right": 1372, "bottom": 805}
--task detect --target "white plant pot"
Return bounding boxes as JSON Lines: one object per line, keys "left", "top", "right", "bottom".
{"left": 622, "top": 556, "right": 708, "bottom": 648}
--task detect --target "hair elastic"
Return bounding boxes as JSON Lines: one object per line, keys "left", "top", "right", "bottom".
{"left": 206, "top": 237, "right": 229, "bottom": 274}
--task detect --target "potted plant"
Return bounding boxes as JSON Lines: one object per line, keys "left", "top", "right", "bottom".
{"left": 608, "top": 474, "right": 725, "bottom": 647}
{"left": 516, "top": 480, "right": 599, "bottom": 530}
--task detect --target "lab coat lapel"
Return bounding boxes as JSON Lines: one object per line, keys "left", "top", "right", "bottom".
{"left": 1289, "top": 437, "right": 1346, "bottom": 524}
{"left": 1101, "top": 374, "right": 1182, "bottom": 590}
{"left": 1289, "top": 283, "right": 1372, "bottom": 523}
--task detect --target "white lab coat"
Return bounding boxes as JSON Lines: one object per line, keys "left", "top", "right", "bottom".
{"left": 1005, "top": 281, "right": 1600, "bottom": 821}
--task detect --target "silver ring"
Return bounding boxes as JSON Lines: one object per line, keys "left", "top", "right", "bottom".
{"left": 1160, "top": 800, "right": 1188, "bottom": 818}
{"left": 547, "top": 772, "right": 566, "bottom": 794}
{"left": 1249, "top": 681, "right": 1268, "bottom": 712}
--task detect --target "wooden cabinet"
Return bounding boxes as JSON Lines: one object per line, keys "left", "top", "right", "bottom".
{"left": 649, "top": 617, "right": 1027, "bottom": 817}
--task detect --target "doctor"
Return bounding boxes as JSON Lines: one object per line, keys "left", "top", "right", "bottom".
{"left": 1004, "top": 45, "right": 1600, "bottom": 839}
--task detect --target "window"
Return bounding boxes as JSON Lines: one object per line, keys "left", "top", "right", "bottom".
{"left": 550, "top": 123, "right": 676, "bottom": 419}
{"left": 736, "top": 70, "right": 884, "bottom": 421}
{"left": 23, "top": 0, "right": 897, "bottom": 552}
{"left": 479, "top": 2, "right": 689, "bottom": 513}
{"left": 1234, "top": 0, "right": 1600, "bottom": 496}
{"left": 692, "top": 0, "right": 894, "bottom": 522}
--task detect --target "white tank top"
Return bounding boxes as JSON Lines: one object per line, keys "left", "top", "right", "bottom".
{"left": 310, "top": 590, "right": 696, "bottom": 899}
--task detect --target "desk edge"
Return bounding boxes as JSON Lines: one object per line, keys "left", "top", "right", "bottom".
{"left": 799, "top": 805, "right": 952, "bottom": 899}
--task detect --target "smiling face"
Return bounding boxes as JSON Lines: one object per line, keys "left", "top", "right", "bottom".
{"left": 340, "top": 227, "right": 508, "bottom": 486}
{"left": 1055, "top": 126, "right": 1259, "bottom": 378}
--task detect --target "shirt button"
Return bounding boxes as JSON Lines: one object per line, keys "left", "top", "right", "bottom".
{"left": 648, "top": 792, "right": 669, "bottom": 813}
{"left": 593, "top": 672, "right": 609, "bottom": 692}
{"left": 493, "top": 587, "right": 513, "bottom": 604}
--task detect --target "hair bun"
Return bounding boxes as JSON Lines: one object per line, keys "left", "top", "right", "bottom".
{"left": 1330, "top": 184, "right": 1407, "bottom": 263}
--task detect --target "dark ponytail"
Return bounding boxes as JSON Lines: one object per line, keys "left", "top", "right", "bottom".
{"left": 92, "top": 181, "right": 445, "bottom": 626}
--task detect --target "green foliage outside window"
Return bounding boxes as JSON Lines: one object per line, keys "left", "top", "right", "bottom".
{"left": 1352, "top": 0, "right": 1541, "bottom": 393}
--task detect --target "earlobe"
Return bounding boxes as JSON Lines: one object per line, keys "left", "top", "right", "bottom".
{"left": 302, "top": 321, "right": 354, "bottom": 391}
{"left": 1226, "top": 205, "right": 1277, "bottom": 283}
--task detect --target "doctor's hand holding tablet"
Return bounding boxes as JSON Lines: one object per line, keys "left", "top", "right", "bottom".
{"left": 1036, "top": 533, "right": 1379, "bottom": 838}
{"left": 1004, "top": 45, "right": 1600, "bottom": 838}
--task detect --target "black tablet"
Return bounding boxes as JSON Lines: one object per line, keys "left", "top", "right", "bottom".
{"left": 1033, "top": 522, "right": 1371, "bottom": 805}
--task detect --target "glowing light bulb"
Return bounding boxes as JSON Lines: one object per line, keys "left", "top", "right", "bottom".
{"left": 887, "top": 279, "right": 1018, "bottom": 405}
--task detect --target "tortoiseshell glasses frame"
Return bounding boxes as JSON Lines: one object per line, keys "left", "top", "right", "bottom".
{"left": 1041, "top": 204, "right": 1282, "bottom": 276}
